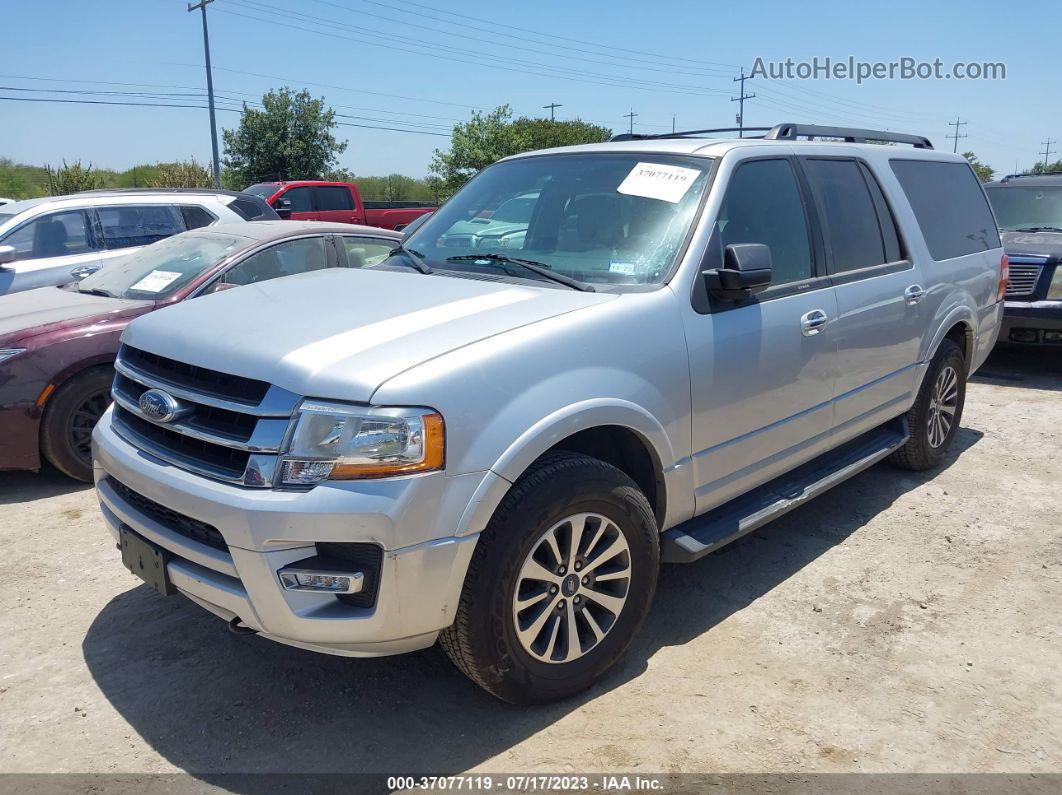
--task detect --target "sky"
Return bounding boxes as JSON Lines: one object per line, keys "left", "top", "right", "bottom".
{"left": 1, "top": 0, "right": 1059, "bottom": 180}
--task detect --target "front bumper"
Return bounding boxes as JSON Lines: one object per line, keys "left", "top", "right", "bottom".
{"left": 92, "top": 410, "right": 487, "bottom": 657}
{"left": 1000, "top": 300, "right": 1062, "bottom": 345}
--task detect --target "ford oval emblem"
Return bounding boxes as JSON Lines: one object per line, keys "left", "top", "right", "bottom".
{"left": 138, "top": 389, "right": 186, "bottom": 423}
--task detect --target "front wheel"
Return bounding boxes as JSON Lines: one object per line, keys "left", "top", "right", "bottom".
{"left": 39, "top": 366, "right": 113, "bottom": 482}
{"left": 890, "top": 338, "right": 966, "bottom": 471}
{"left": 440, "top": 452, "right": 659, "bottom": 704}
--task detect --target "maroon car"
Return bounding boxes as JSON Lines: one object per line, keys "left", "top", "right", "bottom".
{"left": 0, "top": 220, "right": 401, "bottom": 481}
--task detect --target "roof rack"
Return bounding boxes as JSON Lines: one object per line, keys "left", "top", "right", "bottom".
{"left": 610, "top": 122, "right": 933, "bottom": 149}
{"left": 72, "top": 187, "right": 250, "bottom": 197}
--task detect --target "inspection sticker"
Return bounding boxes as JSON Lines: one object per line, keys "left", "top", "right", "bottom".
{"left": 129, "top": 270, "right": 182, "bottom": 293}
{"left": 609, "top": 261, "right": 637, "bottom": 275}
{"left": 617, "top": 162, "right": 701, "bottom": 203}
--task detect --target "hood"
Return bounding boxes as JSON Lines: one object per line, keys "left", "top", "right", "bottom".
{"left": 1001, "top": 231, "right": 1062, "bottom": 261}
{"left": 123, "top": 268, "right": 617, "bottom": 402}
{"left": 0, "top": 286, "right": 153, "bottom": 346}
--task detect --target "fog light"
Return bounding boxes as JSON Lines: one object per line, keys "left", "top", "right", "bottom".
{"left": 278, "top": 560, "right": 364, "bottom": 594}
{"left": 1010, "top": 328, "right": 1039, "bottom": 343}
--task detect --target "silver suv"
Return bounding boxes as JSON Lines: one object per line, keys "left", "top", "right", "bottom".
{"left": 91, "top": 124, "right": 1006, "bottom": 703}
{"left": 0, "top": 188, "right": 277, "bottom": 295}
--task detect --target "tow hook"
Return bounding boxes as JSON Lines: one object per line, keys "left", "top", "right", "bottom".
{"left": 228, "top": 616, "right": 259, "bottom": 636}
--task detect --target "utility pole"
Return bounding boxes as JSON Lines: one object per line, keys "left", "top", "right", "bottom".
{"left": 731, "top": 68, "right": 755, "bottom": 138}
{"left": 188, "top": 0, "right": 221, "bottom": 188}
{"left": 946, "top": 117, "right": 968, "bottom": 153}
{"left": 1041, "top": 138, "right": 1057, "bottom": 172}
{"left": 672, "top": 114, "right": 676, "bottom": 134}
{"left": 624, "top": 108, "right": 638, "bottom": 135}
{"left": 542, "top": 102, "right": 562, "bottom": 121}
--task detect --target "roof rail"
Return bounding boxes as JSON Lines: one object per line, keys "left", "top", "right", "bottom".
{"left": 72, "top": 187, "right": 250, "bottom": 197}
{"left": 609, "top": 122, "right": 932, "bottom": 149}
{"left": 764, "top": 123, "right": 933, "bottom": 149}
{"left": 999, "top": 171, "right": 1062, "bottom": 182}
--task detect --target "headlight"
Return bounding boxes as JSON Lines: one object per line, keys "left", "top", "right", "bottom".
{"left": 0, "top": 348, "right": 27, "bottom": 364}
{"left": 1048, "top": 266, "right": 1062, "bottom": 300}
{"left": 279, "top": 401, "right": 445, "bottom": 486}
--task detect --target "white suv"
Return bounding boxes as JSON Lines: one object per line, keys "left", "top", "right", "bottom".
{"left": 0, "top": 188, "right": 277, "bottom": 295}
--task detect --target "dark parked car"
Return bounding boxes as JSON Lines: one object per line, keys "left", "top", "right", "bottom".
{"left": 0, "top": 221, "right": 401, "bottom": 480}
{"left": 984, "top": 173, "right": 1062, "bottom": 346}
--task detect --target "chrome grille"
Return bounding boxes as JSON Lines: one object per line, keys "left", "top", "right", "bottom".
{"left": 1006, "top": 261, "right": 1043, "bottom": 297}
{"left": 111, "top": 345, "right": 299, "bottom": 487}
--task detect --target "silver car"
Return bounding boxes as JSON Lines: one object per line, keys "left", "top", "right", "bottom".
{"left": 0, "top": 188, "right": 277, "bottom": 295}
{"left": 91, "top": 124, "right": 1005, "bottom": 703}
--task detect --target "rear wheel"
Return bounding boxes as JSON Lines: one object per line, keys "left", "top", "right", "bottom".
{"left": 890, "top": 338, "right": 966, "bottom": 471}
{"left": 440, "top": 452, "right": 659, "bottom": 704}
{"left": 40, "top": 366, "right": 113, "bottom": 482}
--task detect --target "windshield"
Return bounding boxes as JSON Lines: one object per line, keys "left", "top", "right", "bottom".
{"left": 243, "top": 184, "right": 280, "bottom": 200}
{"left": 405, "top": 153, "right": 712, "bottom": 287}
{"left": 986, "top": 186, "right": 1062, "bottom": 231}
{"left": 77, "top": 232, "right": 244, "bottom": 299}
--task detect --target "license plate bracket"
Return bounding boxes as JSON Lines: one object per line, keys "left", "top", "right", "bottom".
{"left": 119, "top": 526, "right": 176, "bottom": 596}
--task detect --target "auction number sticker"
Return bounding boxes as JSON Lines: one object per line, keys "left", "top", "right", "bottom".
{"left": 129, "top": 270, "right": 182, "bottom": 293}
{"left": 617, "top": 162, "right": 701, "bottom": 203}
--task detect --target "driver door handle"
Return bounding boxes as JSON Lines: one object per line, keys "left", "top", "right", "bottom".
{"left": 904, "top": 284, "right": 926, "bottom": 305}
{"left": 800, "top": 309, "right": 829, "bottom": 336}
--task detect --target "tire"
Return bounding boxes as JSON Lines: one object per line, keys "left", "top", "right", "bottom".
{"left": 440, "top": 452, "right": 659, "bottom": 704}
{"left": 39, "top": 366, "right": 113, "bottom": 482}
{"left": 889, "top": 339, "right": 966, "bottom": 471}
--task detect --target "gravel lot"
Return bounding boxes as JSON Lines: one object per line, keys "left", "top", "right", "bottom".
{"left": 0, "top": 346, "right": 1059, "bottom": 779}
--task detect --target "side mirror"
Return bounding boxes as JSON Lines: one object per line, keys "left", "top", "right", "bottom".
{"left": 273, "top": 197, "right": 293, "bottom": 219}
{"left": 704, "top": 243, "right": 772, "bottom": 300}
{"left": 209, "top": 281, "right": 239, "bottom": 294}
{"left": 0, "top": 245, "right": 16, "bottom": 267}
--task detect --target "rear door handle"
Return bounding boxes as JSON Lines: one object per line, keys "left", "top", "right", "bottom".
{"left": 904, "top": 284, "right": 926, "bottom": 305}
{"left": 800, "top": 309, "right": 829, "bottom": 336}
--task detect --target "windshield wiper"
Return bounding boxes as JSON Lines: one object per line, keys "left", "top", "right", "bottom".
{"left": 78, "top": 286, "right": 114, "bottom": 297}
{"left": 388, "top": 244, "right": 433, "bottom": 274}
{"left": 1014, "top": 226, "right": 1062, "bottom": 233}
{"left": 445, "top": 253, "right": 595, "bottom": 292}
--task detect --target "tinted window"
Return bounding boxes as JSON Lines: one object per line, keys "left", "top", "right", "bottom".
{"left": 803, "top": 159, "right": 887, "bottom": 273}
{"left": 180, "top": 205, "right": 216, "bottom": 230}
{"left": 229, "top": 196, "right": 271, "bottom": 221}
{"left": 341, "top": 236, "right": 397, "bottom": 267}
{"left": 98, "top": 205, "right": 185, "bottom": 250}
{"left": 890, "top": 160, "right": 1001, "bottom": 260}
{"left": 243, "top": 184, "right": 279, "bottom": 200}
{"left": 719, "top": 159, "right": 812, "bottom": 284}
{"left": 315, "top": 186, "right": 354, "bottom": 211}
{"left": 221, "top": 236, "right": 330, "bottom": 286}
{"left": 1, "top": 210, "right": 95, "bottom": 260}
{"left": 283, "top": 187, "right": 314, "bottom": 213}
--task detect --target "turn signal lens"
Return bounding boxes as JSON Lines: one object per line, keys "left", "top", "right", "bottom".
{"left": 997, "top": 254, "right": 1009, "bottom": 301}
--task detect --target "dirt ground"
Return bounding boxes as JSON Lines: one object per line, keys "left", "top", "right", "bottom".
{"left": 0, "top": 346, "right": 1059, "bottom": 781}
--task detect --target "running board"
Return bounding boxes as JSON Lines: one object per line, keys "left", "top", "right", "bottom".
{"left": 661, "top": 418, "right": 909, "bottom": 564}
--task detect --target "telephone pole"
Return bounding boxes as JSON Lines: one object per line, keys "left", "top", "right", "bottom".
{"left": 672, "top": 114, "right": 676, "bottom": 134}
{"left": 1041, "top": 138, "right": 1057, "bottom": 171}
{"left": 731, "top": 68, "right": 755, "bottom": 138}
{"left": 188, "top": 0, "right": 221, "bottom": 188}
{"left": 946, "top": 117, "right": 968, "bottom": 153}
{"left": 542, "top": 102, "right": 562, "bottom": 121}
{"left": 624, "top": 108, "right": 638, "bottom": 135}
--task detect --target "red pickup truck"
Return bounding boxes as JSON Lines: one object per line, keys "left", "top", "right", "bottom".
{"left": 244, "top": 181, "right": 435, "bottom": 231}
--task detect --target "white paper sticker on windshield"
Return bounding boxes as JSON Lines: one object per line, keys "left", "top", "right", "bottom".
{"left": 130, "top": 270, "right": 182, "bottom": 293}
{"left": 617, "top": 162, "right": 701, "bottom": 203}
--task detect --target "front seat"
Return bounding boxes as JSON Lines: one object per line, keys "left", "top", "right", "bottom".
{"left": 35, "top": 220, "right": 69, "bottom": 258}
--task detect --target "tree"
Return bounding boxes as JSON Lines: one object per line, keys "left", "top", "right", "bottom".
{"left": 46, "top": 160, "right": 103, "bottom": 195}
{"left": 430, "top": 105, "right": 611, "bottom": 194}
{"left": 222, "top": 88, "right": 347, "bottom": 187}
{"left": 1029, "top": 158, "right": 1062, "bottom": 175}
{"left": 148, "top": 158, "right": 214, "bottom": 189}
{"left": 962, "top": 152, "right": 995, "bottom": 183}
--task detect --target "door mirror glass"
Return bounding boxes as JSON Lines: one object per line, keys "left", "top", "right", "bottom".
{"left": 705, "top": 243, "right": 773, "bottom": 300}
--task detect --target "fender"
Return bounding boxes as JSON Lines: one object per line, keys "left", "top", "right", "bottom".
{"left": 455, "top": 399, "right": 695, "bottom": 538}
{"left": 920, "top": 300, "right": 975, "bottom": 376}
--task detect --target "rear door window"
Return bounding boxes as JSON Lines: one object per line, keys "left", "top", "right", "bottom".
{"left": 0, "top": 210, "right": 97, "bottom": 260}
{"left": 802, "top": 158, "right": 891, "bottom": 273}
{"left": 98, "top": 204, "right": 186, "bottom": 250}
{"left": 314, "top": 186, "right": 354, "bottom": 211}
{"left": 890, "top": 159, "right": 1001, "bottom": 260}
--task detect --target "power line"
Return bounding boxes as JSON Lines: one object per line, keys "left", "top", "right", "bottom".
{"left": 946, "top": 117, "right": 968, "bottom": 153}
{"left": 187, "top": 0, "right": 221, "bottom": 187}
{"left": 731, "top": 68, "right": 755, "bottom": 138}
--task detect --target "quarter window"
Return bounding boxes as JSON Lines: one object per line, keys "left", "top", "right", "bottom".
{"left": 719, "top": 159, "right": 812, "bottom": 284}
{"left": 0, "top": 210, "right": 96, "bottom": 261}
{"left": 803, "top": 159, "right": 890, "bottom": 273}
{"left": 98, "top": 204, "right": 185, "bottom": 250}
